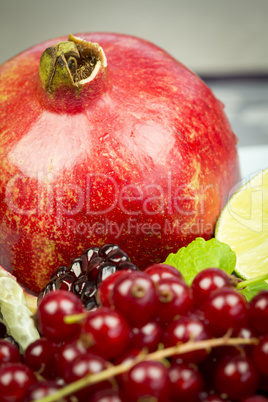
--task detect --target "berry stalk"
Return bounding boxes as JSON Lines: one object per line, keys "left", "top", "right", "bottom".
{"left": 64, "top": 312, "right": 88, "bottom": 324}
{"left": 236, "top": 272, "right": 268, "bottom": 289}
{"left": 34, "top": 336, "right": 258, "bottom": 402}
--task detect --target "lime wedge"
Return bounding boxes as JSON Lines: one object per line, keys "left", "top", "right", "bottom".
{"left": 215, "top": 168, "right": 268, "bottom": 280}
{"left": 0, "top": 277, "right": 40, "bottom": 351}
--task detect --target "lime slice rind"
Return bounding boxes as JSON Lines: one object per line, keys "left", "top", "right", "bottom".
{"left": 215, "top": 167, "right": 268, "bottom": 282}
{"left": 0, "top": 277, "right": 40, "bottom": 351}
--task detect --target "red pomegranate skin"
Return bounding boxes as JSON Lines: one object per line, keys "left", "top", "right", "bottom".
{"left": 0, "top": 33, "right": 240, "bottom": 294}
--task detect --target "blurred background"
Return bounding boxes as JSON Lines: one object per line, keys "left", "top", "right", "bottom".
{"left": 0, "top": 0, "right": 267, "bottom": 176}
{"left": 1, "top": 0, "right": 268, "bottom": 76}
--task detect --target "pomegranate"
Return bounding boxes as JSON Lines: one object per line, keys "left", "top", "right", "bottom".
{"left": 0, "top": 33, "right": 240, "bottom": 294}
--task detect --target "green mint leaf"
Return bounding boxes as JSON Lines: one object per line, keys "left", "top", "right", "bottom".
{"left": 239, "top": 280, "right": 268, "bottom": 302}
{"left": 164, "top": 237, "right": 236, "bottom": 284}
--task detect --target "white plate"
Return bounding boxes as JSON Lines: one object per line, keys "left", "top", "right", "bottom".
{"left": 238, "top": 145, "right": 268, "bottom": 181}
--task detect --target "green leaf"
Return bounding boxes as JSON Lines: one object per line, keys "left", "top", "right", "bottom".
{"left": 164, "top": 237, "right": 236, "bottom": 284}
{"left": 239, "top": 280, "right": 268, "bottom": 301}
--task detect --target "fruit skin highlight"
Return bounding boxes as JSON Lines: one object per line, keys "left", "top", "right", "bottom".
{"left": 0, "top": 33, "right": 240, "bottom": 294}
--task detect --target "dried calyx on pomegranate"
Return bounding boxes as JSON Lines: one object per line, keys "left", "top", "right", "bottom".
{"left": 39, "top": 34, "right": 107, "bottom": 92}
{"left": 38, "top": 244, "right": 138, "bottom": 310}
{"left": 38, "top": 33, "right": 108, "bottom": 112}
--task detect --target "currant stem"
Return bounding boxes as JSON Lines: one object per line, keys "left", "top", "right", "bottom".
{"left": 35, "top": 336, "right": 258, "bottom": 402}
{"left": 64, "top": 312, "right": 88, "bottom": 324}
{"left": 236, "top": 272, "right": 268, "bottom": 289}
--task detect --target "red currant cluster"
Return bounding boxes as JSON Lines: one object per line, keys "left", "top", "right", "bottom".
{"left": 0, "top": 265, "right": 268, "bottom": 402}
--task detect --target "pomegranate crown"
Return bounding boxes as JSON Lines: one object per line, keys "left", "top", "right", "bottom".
{"left": 39, "top": 34, "right": 107, "bottom": 94}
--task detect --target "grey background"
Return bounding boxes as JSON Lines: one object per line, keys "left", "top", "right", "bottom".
{"left": 1, "top": 0, "right": 268, "bottom": 74}
{"left": 0, "top": 0, "right": 268, "bottom": 147}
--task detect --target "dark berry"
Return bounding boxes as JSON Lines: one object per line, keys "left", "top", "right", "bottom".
{"left": 80, "top": 280, "right": 97, "bottom": 305}
{"left": 73, "top": 274, "right": 88, "bottom": 296}
{"left": 82, "top": 246, "right": 101, "bottom": 264}
{"left": 96, "top": 262, "right": 117, "bottom": 284}
{"left": 38, "top": 244, "right": 138, "bottom": 311}
{"left": 49, "top": 265, "right": 68, "bottom": 283}
{"left": 87, "top": 257, "right": 107, "bottom": 281}
{"left": 2, "top": 335, "right": 20, "bottom": 349}
{"left": 55, "top": 273, "right": 76, "bottom": 291}
{"left": 103, "top": 247, "right": 129, "bottom": 265}
{"left": 37, "top": 281, "right": 57, "bottom": 304}
{"left": 68, "top": 256, "right": 86, "bottom": 277}
{"left": 100, "top": 244, "right": 119, "bottom": 258}
{"left": 0, "top": 322, "right": 7, "bottom": 338}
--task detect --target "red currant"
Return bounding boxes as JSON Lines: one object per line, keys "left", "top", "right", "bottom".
{"left": 82, "top": 307, "right": 130, "bottom": 360}
{"left": 208, "top": 324, "right": 257, "bottom": 365}
{"left": 162, "top": 315, "right": 210, "bottom": 364}
{"left": 155, "top": 277, "right": 193, "bottom": 324}
{"left": 37, "top": 290, "right": 84, "bottom": 342}
{"left": 200, "top": 393, "right": 226, "bottom": 402}
{"left": 90, "top": 389, "right": 123, "bottom": 402}
{"left": 24, "top": 337, "right": 55, "bottom": 378}
{"left": 54, "top": 339, "right": 87, "bottom": 379}
{"left": 64, "top": 352, "right": 112, "bottom": 400}
{"left": 97, "top": 270, "right": 129, "bottom": 307}
{"left": 214, "top": 355, "right": 259, "bottom": 400}
{"left": 129, "top": 321, "right": 162, "bottom": 352}
{"left": 191, "top": 268, "right": 233, "bottom": 306}
{"left": 111, "top": 271, "right": 157, "bottom": 326}
{"left": 259, "top": 373, "right": 268, "bottom": 393}
{"left": 253, "top": 335, "right": 268, "bottom": 378}
{"left": 0, "top": 339, "right": 21, "bottom": 366}
{"left": 24, "top": 380, "right": 71, "bottom": 402}
{"left": 249, "top": 291, "right": 268, "bottom": 335}
{"left": 168, "top": 362, "right": 204, "bottom": 401}
{"left": 202, "top": 287, "right": 248, "bottom": 337}
{"left": 0, "top": 362, "right": 36, "bottom": 402}
{"left": 121, "top": 360, "right": 170, "bottom": 402}
{"left": 114, "top": 348, "right": 142, "bottom": 387}
{"left": 241, "top": 396, "right": 268, "bottom": 402}
{"left": 234, "top": 325, "right": 258, "bottom": 355}
{"left": 144, "top": 263, "right": 184, "bottom": 284}
{"left": 198, "top": 351, "right": 220, "bottom": 388}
